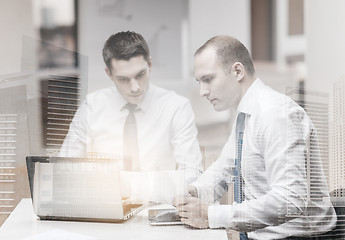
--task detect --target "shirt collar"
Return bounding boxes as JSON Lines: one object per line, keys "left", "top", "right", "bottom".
{"left": 115, "top": 88, "right": 128, "bottom": 112}
{"left": 237, "top": 78, "right": 266, "bottom": 115}
{"left": 119, "top": 84, "right": 152, "bottom": 113}
{"left": 137, "top": 84, "right": 152, "bottom": 113}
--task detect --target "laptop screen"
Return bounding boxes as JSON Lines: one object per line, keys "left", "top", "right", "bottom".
{"left": 26, "top": 156, "right": 133, "bottom": 222}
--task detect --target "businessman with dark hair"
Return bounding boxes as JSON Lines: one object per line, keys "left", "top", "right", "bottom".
{"left": 59, "top": 31, "right": 202, "bottom": 184}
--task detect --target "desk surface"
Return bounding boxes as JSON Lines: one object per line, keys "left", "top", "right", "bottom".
{"left": 0, "top": 199, "right": 227, "bottom": 240}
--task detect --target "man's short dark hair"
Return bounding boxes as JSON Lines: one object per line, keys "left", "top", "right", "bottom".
{"left": 102, "top": 31, "right": 150, "bottom": 72}
{"left": 195, "top": 36, "right": 255, "bottom": 76}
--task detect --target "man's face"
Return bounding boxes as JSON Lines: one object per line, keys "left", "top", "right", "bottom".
{"left": 106, "top": 55, "right": 151, "bottom": 104}
{"left": 194, "top": 47, "right": 242, "bottom": 112}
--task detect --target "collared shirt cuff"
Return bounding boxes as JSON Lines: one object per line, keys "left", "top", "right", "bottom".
{"left": 208, "top": 204, "right": 234, "bottom": 229}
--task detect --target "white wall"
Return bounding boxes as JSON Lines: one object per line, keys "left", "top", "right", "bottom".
{"left": 305, "top": 0, "right": 345, "bottom": 96}
{"left": 189, "top": 0, "right": 251, "bottom": 55}
{"left": 0, "top": 0, "right": 36, "bottom": 76}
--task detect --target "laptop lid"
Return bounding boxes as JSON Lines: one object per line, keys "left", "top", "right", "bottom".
{"left": 26, "top": 156, "right": 49, "bottom": 199}
{"left": 26, "top": 156, "right": 142, "bottom": 223}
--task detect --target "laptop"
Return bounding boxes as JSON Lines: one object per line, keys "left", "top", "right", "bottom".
{"left": 26, "top": 156, "right": 142, "bottom": 223}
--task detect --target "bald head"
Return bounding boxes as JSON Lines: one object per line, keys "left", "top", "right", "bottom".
{"left": 195, "top": 36, "right": 255, "bottom": 77}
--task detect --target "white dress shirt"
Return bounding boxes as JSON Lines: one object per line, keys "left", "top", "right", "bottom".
{"left": 58, "top": 84, "right": 202, "bottom": 183}
{"left": 192, "top": 79, "right": 336, "bottom": 239}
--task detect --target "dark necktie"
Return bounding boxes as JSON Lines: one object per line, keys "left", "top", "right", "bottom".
{"left": 123, "top": 103, "right": 139, "bottom": 171}
{"left": 234, "top": 112, "right": 246, "bottom": 203}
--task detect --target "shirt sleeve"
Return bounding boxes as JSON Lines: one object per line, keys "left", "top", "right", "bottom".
{"left": 192, "top": 136, "right": 236, "bottom": 204}
{"left": 57, "top": 101, "right": 89, "bottom": 157}
{"left": 208, "top": 204, "right": 234, "bottom": 229}
{"left": 170, "top": 100, "right": 203, "bottom": 184}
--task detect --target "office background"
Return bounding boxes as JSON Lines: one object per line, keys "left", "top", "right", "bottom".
{"left": 1, "top": 0, "right": 345, "bottom": 230}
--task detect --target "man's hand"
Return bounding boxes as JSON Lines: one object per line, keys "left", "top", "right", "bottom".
{"left": 173, "top": 196, "right": 209, "bottom": 229}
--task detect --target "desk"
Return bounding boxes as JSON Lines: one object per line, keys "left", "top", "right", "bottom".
{"left": 0, "top": 199, "right": 227, "bottom": 240}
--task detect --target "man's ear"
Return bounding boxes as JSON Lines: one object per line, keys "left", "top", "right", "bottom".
{"left": 232, "top": 62, "right": 245, "bottom": 82}
{"left": 105, "top": 67, "right": 112, "bottom": 78}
